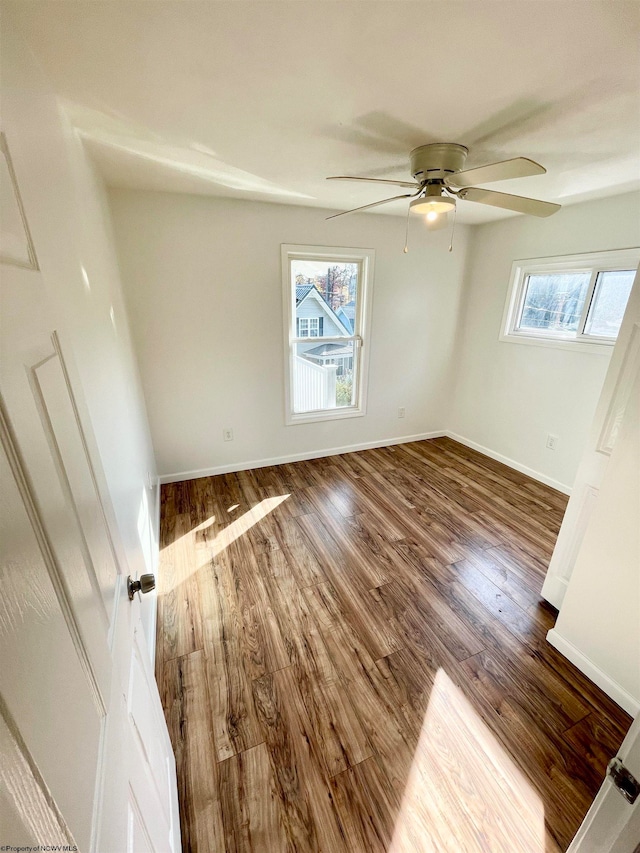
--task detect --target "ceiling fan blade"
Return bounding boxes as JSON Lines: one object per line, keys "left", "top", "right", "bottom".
{"left": 327, "top": 175, "right": 419, "bottom": 189}
{"left": 446, "top": 157, "right": 546, "bottom": 187}
{"left": 326, "top": 193, "right": 416, "bottom": 220}
{"left": 458, "top": 187, "right": 560, "bottom": 217}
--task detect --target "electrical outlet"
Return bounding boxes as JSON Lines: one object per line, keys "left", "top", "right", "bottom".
{"left": 223, "top": 428, "right": 234, "bottom": 442}
{"left": 546, "top": 433, "right": 558, "bottom": 450}
{"left": 398, "top": 407, "right": 406, "bottom": 419}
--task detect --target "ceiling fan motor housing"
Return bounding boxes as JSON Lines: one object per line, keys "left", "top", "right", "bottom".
{"left": 410, "top": 143, "right": 469, "bottom": 182}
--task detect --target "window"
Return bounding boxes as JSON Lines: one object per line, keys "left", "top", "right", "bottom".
{"left": 282, "top": 244, "right": 374, "bottom": 424}
{"left": 501, "top": 249, "right": 639, "bottom": 351}
{"left": 297, "top": 317, "right": 320, "bottom": 337}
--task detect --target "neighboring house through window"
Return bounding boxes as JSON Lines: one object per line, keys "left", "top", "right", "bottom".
{"left": 336, "top": 301, "right": 356, "bottom": 333}
{"left": 282, "top": 244, "right": 375, "bottom": 423}
{"left": 501, "top": 248, "right": 639, "bottom": 352}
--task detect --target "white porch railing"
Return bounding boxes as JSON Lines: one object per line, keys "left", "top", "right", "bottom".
{"left": 293, "top": 355, "right": 337, "bottom": 412}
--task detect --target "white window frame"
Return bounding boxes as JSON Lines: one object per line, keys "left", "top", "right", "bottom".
{"left": 500, "top": 248, "right": 639, "bottom": 354}
{"left": 282, "top": 244, "right": 375, "bottom": 425}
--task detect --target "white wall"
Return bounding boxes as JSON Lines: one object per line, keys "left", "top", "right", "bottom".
{"left": 2, "top": 20, "right": 159, "bottom": 641}
{"left": 449, "top": 191, "right": 640, "bottom": 493}
{"left": 109, "top": 190, "right": 470, "bottom": 480}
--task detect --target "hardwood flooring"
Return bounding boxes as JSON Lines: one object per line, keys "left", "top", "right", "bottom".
{"left": 155, "top": 437, "right": 631, "bottom": 852}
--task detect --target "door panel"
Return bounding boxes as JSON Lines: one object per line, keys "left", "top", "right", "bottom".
{"left": 128, "top": 794, "right": 156, "bottom": 853}
{"left": 1, "top": 328, "right": 180, "bottom": 852}
{"left": 128, "top": 698, "right": 174, "bottom": 853}
{"left": 0, "top": 692, "right": 73, "bottom": 848}
{"left": 0, "top": 421, "right": 101, "bottom": 851}
{"left": 31, "top": 339, "right": 119, "bottom": 623}
{"left": 129, "top": 626, "right": 172, "bottom": 818}
{"left": 2, "top": 338, "right": 112, "bottom": 703}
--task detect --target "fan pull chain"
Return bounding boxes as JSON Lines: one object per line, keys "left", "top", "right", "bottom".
{"left": 448, "top": 204, "right": 458, "bottom": 253}
{"left": 403, "top": 202, "right": 411, "bottom": 253}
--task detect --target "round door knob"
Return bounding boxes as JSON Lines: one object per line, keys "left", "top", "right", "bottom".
{"left": 127, "top": 573, "right": 156, "bottom": 600}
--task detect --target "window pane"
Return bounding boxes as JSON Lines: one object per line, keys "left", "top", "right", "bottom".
{"left": 293, "top": 259, "right": 358, "bottom": 339}
{"left": 584, "top": 270, "right": 635, "bottom": 338}
{"left": 293, "top": 341, "right": 356, "bottom": 413}
{"left": 518, "top": 272, "right": 591, "bottom": 334}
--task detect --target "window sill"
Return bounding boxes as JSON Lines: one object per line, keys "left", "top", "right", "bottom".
{"left": 499, "top": 331, "right": 614, "bottom": 355}
{"left": 286, "top": 406, "right": 366, "bottom": 426}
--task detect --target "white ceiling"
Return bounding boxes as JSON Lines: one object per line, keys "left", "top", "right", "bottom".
{"left": 9, "top": 1, "right": 640, "bottom": 223}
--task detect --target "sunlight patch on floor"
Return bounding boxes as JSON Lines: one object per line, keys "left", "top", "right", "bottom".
{"left": 207, "top": 495, "right": 290, "bottom": 558}
{"left": 159, "top": 495, "right": 290, "bottom": 590}
{"left": 389, "top": 668, "right": 546, "bottom": 853}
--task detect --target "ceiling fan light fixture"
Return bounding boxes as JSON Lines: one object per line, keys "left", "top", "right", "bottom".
{"left": 410, "top": 194, "right": 456, "bottom": 216}
{"left": 326, "top": 143, "right": 560, "bottom": 226}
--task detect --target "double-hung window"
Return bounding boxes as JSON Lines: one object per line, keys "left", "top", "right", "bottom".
{"left": 501, "top": 249, "right": 639, "bottom": 351}
{"left": 282, "top": 244, "right": 374, "bottom": 424}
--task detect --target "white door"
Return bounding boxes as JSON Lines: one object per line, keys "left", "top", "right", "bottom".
{"left": 568, "top": 712, "right": 640, "bottom": 852}
{"left": 542, "top": 265, "right": 640, "bottom": 608}
{"left": 0, "top": 147, "right": 180, "bottom": 851}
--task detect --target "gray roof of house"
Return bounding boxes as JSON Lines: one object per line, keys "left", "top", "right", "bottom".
{"left": 338, "top": 301, "right": 356, "bottom": 319}
{"left": 295, "top": 284, "right": 316, "bottom": 304}
{"left": 303, "top": 342, "right": 353, "bottom": 357}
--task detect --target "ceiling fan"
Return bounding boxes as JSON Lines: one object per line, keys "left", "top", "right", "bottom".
{"left": 326, "top": 143, "right": 561, "bottom": 226}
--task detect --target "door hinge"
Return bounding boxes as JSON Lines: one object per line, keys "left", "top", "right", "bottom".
{"left": 607, "top": 756, "right": 640, "bottom": 804}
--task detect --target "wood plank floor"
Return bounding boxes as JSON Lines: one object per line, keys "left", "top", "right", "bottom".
{"left": 155, "top": 437, "right": 631, "bottom": 853}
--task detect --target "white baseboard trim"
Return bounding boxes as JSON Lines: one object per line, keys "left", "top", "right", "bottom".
{"left": 159, "top": 431, "right": 446, "bottom": 484}
{"left": 547, "top": 628, "right": 640, "bottom": 716}
{"left": 445, "top": 431, "right": 572, "bottom": 495}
